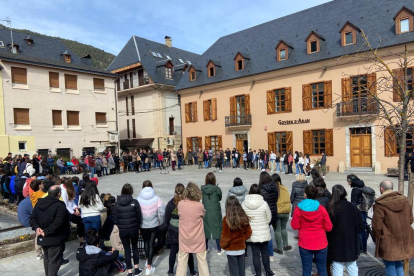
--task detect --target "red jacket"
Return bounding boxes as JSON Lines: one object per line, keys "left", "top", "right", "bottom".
{"left": 291, "top": 202, "right": 332, "bottom": 250}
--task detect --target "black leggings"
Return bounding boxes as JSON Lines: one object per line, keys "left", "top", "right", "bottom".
{"left": 249, "top": 241, "right": 271, "bottom": 276}
{"left": 70, "top": 214, "right": 85, "bottom": 238}
{"left": 168, "top": 244, "right": 195, "bottom": 274}
{"left": 141, "top": 227, "right": 158, "bottom": 266}
{"left": 120, "top": 236, "right": 139, "bottom": 270}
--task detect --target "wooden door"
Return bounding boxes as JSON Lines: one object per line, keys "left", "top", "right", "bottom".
{"left": 350, "top": 134, "right": 372, "bottom": 167}
{"left": 236, "top": 139, "right": 244, "bottom": 164}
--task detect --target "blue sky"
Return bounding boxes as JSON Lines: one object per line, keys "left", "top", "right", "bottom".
{"left": 1, "top": 0, "right": 330, "bottom": 55}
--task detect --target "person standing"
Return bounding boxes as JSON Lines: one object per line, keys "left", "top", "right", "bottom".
{"left": 269, "top": 151, "right": 276, "bottom": 172}
{"left": 290, "top": 174, "right": 308, "bottom": 239}
{"left": 177, "top": 149, "right": 183, "bottom": 170}
{"left": 208, "top": 147, "right": 214, "bottom": 168}
{"left": 372, "top": 180, "right": 414, "bottom": 276}
{"left": 30, "top": 185, "right": 70, "bottom": 276}
{"left": 79, "top": 182, "right": 104, "bottom": 233}
{"left": 227, "top": 177, "right": 248, "bottom": 204}
{"left": 88, "top": 154, "right": 96, "bottom": 178}
{"left": 108, "top": 154, "right": 116, "bottom": 174}
{"left": 171, "top": 150, "right": 177, "bottom": 171}
{"left": 294, "top": 151, "right": 300, "bottom": 175}
{"left": 197, "top": 149, "right": 204, "bottom": 169}
{"left": 287, "top": 151, "right": 294, "bottom": 175}
{"left": 320, "top": 152, "right": 327, "bottom": 177}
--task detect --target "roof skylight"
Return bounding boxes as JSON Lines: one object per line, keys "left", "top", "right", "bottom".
{"left": 179, "top": 58, "right": 184, "bottom": 63}
{"left": 187, "top": 61, "right": 192, "bottom": 65}
{"left": 166, "top": 55, "right": 171, "bottom": 60}
{"left": 156, "top": 53, "right": 163, "bottom": 58}
{"left": 150, "top": 51, "right": 158, "bottom": 57}
{"left": 0, "top": 41, "right": 4, "bottom": 47}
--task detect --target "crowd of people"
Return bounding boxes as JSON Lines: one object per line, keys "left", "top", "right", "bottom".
{"left": 9, "top": 159, "right": 413, "bottom": 276}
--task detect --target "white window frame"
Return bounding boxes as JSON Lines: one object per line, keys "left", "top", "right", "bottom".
{"left": 401, "top": 18, "right": 410, "bottom": 33}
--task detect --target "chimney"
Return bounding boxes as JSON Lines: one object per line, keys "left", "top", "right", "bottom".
{"left": 165, "top": 36, "right": 172, "bottom": 48}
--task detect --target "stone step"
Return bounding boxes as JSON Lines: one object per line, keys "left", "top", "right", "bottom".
{"left": 344, "top": 167, "right": 374, "bottom": 174}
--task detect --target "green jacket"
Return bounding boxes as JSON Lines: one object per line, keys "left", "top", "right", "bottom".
{"left": 201, "top": 184, "right": 223, "bottom": 239}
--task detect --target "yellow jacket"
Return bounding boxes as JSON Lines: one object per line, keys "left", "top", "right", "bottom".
{"left": 277, "top": 183, "right": 291, "bottom": 214}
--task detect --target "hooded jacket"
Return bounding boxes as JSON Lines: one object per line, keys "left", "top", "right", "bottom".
{"left": 291, "top": 199, "right": 333, "bottom": 250}
{"left": 201, "top": 184, "right": 223, "bottom": 239}
{"left": 350, "top": 177, "right": 365, "bottom": 206}
{"left": 277, "top": 184, "right": 291, "bottom": 214}
{"left": 76, "top": 245, "right": 119, "bottom": 276}
{"left": 29, "top": 195, "right": 70, "bottom": 246}
{"left": 113, "top": 194, "right": 142, "bottom": 238}
{"left": 242, "top": 194, "right": 272, "bottom": 243}
{"left": 290, "top": 180, "right": 308, "bottom": 216}
{"left": 372, "top": 191, "right": 414, "bottom": 261}
{"left": 227, "top": 185, "right": 248, "bottom": 204}
{"left": 137, "top": 187, "right": 165, "bottom": 229}
{"left": 260, "top": 182, "right": 279, "bottom": 224}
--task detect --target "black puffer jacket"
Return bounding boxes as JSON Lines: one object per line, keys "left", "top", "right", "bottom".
{"left": 113, "top": 194, "right": 142, "bottom": 238}
{"left": 76, "top": 246, "right": 119, "bottom": 276}
{"left": 260, "top": 182, "right": 278, "bottom": 225}
{"left": 317, "top": 189, "right": 332, "bottom": 208}
{"left": 350, "top": 177, "right": 365, "bottom": 206}
{"left": 165, "top": 198, "right": 180, "bottom": 246}
{"left": 290, "top": 180, "right": 308, "bottom": 217}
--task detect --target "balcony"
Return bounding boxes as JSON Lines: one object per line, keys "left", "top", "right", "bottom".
{"left": 169, "top": 126, "right": 182, "bottom": 135}
{"left": 336, "top": 98, "right": 379, "bottom": 118}
{"left": 123, "top": 81, "right": 130, "bottom": 90}
{"left": 225, "top": 114, "right": 252, "bottom": 127}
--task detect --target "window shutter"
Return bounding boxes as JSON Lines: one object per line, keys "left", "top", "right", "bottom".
{"left": 245, "top": 94, "right": 251, "bottom": 114}
{"left": 302, "top": 84, "right": 311, "bottom": 111}
{"left": 384, "top": 127, "right": 397, "bottom": 157}
{"left": 11, "top": 67, "right": 27, "bottom": 85}
{"left": 341, "top": 77, "right": 352, "bottom": 101}
{"left": 186, "top": 137, "right": 192, "bottom": 152}
{"left": 67, "top": 111, "right": 79, "bottom": 126}
{"left": 367, "top": 73, "right": 377, "bottom": 96}
{"left": 230, "top": 96, "right": 236, "bottom": 124}
{"left": 198, "top": 137, "right": 202, "bottom": 150}
{"left": 212, "top": 98, "right": 217, "bottom": 121}
{"left": 65, "top": 74, "right": 77, "bottom": 90}
{"left": 93, "top": 78, "right": 105, "bottom": 91}
{"left": 185, "top": 103, "right": 190, "bottom": 123}
{"left": 49, "top": 72, "right": 59, "bottom": 88}
{"left": 303, "top": 130, "right": 312, "bottom": 154}
{"left": 217, "top": 135, "right": 222, "bottom": 149}
{"left": 192, "top": 101, "right": 198, "bottom": 122}
{"left": 205, "top": 136, "right": 211, "bottom": 149}
{"left": 267, "top": 90, "right": 275, "bottom": 114}
{"left": 324, "top": 80, "right": 332, "bottom": 108}
{"left": 14, "top": 108, "right": 30, "bottom": 125}
{"left": 285, "top": 87, "right": 292, "bottom": 112}
{"left": 203, "top": 100, "right": 209, "bottom": 121}
{"left": 52, "top": 110, "right": 62, "bottom": 126}
{"left": 95, "top": 112, "right": 106, "bottom": 124}
{"left": 286, "top": 131, "right": 293, "bottom": 152}
{"left": 392, "top": 68, "right": 403, "bottom": 102}
{"left": 268, "top": 132, "right": 275, "bottom": 153}
{"left": 325, "top": 129, "right": 334, "bottom": 156}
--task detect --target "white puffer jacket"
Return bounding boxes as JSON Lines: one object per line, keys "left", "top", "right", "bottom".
{"left": 137, "top": 187, "right": 165, "bottom": 229}
{"left": 242, "top": 194, "right": 271, "bottom": 243}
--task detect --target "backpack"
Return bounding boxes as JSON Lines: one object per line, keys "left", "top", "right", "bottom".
{"left": 357, "top": 186, "right": 376, "bottom": 212}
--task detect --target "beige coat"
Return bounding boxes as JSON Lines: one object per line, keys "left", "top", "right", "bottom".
{"left": 277, "top": 183, "right": 291, "bottom": 214}
{"left": 178, "top": 199, "right": 206, "bottom": 253}
{"left": 171, "top": 153, "right": 177, "bottom": 162}
{"left": 110, "top": 225, "right": 124, "bottom": 252}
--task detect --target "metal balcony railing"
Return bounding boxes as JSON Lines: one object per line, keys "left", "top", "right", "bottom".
{"left": 336, "top": 98, "right": 379, "bottom": 117}
{"left": 169, "top": 126, "right": 182, "bottom": 135}
{"left": 225, "top": 114, "right": 252, "bottom": 127}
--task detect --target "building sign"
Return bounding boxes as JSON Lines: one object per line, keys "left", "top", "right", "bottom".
{"left": 278, "top": 118, "right": 310, "bottom": 125}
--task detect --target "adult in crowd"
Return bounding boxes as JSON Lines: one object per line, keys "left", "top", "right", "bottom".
{"left": 291, "top": 185, "right": 333, "bottom": 276}
{"left": 171, "top": 150, "right": 177, "bottom": 171}
{"left": 372, "top": 180, "right": 414, "bottom": 276}
{"left": 17, "top": 195, "right": 33, "bottom": 227}
{"left": 56, "top": 157, "right": 66, "bottom": 175}
{"left": 113, "top": 183, "right": 143, "bottom": 276}
{"left": 201, "top": 172, "right": 223, "bottom": 255}
{"left": 197, "top": 149, "right": 204, "bottom": 169}
{"left": 320, "top": 151, "right": 327, "bottom": 177}
{"left": 227, "top": 177, "right": 248, "bottom": 204}
{"left": 290, "top": 173, "right": 308, "bottom": 239}
{"left": 313, "top": 178, "right": 331, "bottom": 208}
{"left": 88, "top": 154, "right": 96, "bottom": 178}
{"left": 30, "top": 185, "right": 70, "bottom": 276}
{"left": 309, "top": 169, "right": 322, "bottom": 186}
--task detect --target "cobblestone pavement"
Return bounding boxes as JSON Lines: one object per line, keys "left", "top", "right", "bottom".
{"left": 0, "top": 165, "right": 404, "bottom": 276}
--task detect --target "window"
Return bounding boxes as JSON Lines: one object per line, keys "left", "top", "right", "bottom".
{"left": 131, "top": 96, "right": 135, "bottom": 115}
{"left": 210, "top": 136, "right": 218, "bottom": 151}
{"left": 350, "top": 127, "right": 372, "bottom": 135}
{"left": 187, "top": 61, "right": 192, "bottom": 65}
{"left": 126, "top": 97, "right": 129, "bottom": 116}
{"left": 52, "top": 110, "right": 62, "bottom": 127}
{"left": 56, "top": 148, "right": 71, "bottom": 158}
{"left": 384, "top": 127, "right": 414, "bottom": 156}
{"left": 345, "top": 32, "right": 353, "bottom": 45}
{"left": 266, "top": 88, "right": 292, "bottom": 114}
{"left": 312, "top": 130, "right": 325, "bottom": 154}
{"left": 237, "top": 60, "right": 243, "bottom": 70}
{"left": 156, "top": 53, "right": 163, "bottom": 58}
{"left": 303, "top": 81, "right": 332, "bottom": 111}
{"left": 401, "top": 18, "right": 410, "bottom": 33}
{"left": 275, "top": 88, "right": 286, "bottom": 112}
{"left": 179, "top": 58, "right": 184, "bottom": 64}
{"left": 127, "top": 119, "right": 130, "bottom": 139}
{"left": 310, "top": 41, "right": 317, "bottom": 53}
{"left": 185, "top": 101, "right": 198, "bottom": 123}
{"left": 18, "top": 142, "right": 26, "bottom": 151}
{"left": 14, "top": 108, "right": 30, "bottom": 125}
{"left": 186, "top": 137, "right": 202, "bottom": 152}
{"left": 408, "top": 68, "right": 413, "bottom": 92}
{"left": 64, "top": 54, "right": 71, "bottom": 63}
{"left": 165, "top": 67, "right": 172, "bottom": 79}
{"left": 352, "top": 75, "right": 368, "bottom": 99}
{"left": 303, "top": 129, "right": 333, "bottom": 156}
{"left": 279, "top": 49, "right": 286, "bottom": 60}
{"left": 268, "top": 131, "right": 293, "bottom": 154}
{"left": 203, "top": 98, "right": 217, "bottom": 121}
{"left": 132, "top": 119, "right": 136, "bottom": 138}
{"left": 189, "top": 69, "right": 196, "bottom": 82}
{"left": 11, "top": 67, "right": 27, "bottom": 85}
{"left": 166, "top": 55, "right": 171, "bottom": 60}
{"left": 150, "top": 51, "right": 157, "bottom": 57}
{"left": 93, "top": 78, "right": 105, "bottom": 91}
{"left": 205, "top": 135, "right": 222, "bottom": 152}
{"left": 49, "top": 72, "right": 59, "bottom": 88}
{"left": 64, "top": 74, "right": 77, "bottom": 90}
{"left": 392, "top": 68, "right": 414, "bottom": 101}
{"left": 66, "top": 111, "right": 80, "bottom": 126}
{"left": 95, "top": 112, "right": 107, "bottom": 126}
{"left": 312, "top": 83, "right": 325, "bottom": 108}
{"left": 209, "top": 66, "right": 215, "bottom": 77}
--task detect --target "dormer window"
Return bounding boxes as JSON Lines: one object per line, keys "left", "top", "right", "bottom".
{"left": 206, "top": 60, "right": 221, "bottom": 77}
{"left": 209, "top": 67, "right": 215, "bottom": 77}
{"left": 237, "top": 60, "right": 243, "bottom": 70}
{"left": 275, "top": 40, "right": 293, "bottom": 62}
{"left": 25, "top": 35, "right": 33, "bottom": 45}
{"left": 165, "top": 67, "right": 172, "bottom": 79}
{"left": 345, "top": 32, "right": 353, "bottom": 45}
{"left": 188, "top": 65, "right": 200, "bottom": 82}
{"left": 233, "top": 52, "right": 250, "bottom": 71}
{"left": 394, "top": 7, "right": 414, "bottom": 35}
{"left": 280, "top": 49, "right": 286, "bottom": 60}
{"left": 339, "top": 21, "right": 360, "bottom": 46}
{"left": 9, "top": 43, "right": 19, "bottom": 54}
{"left": 310, "top": 41, "right": 317, "bottom": 53}
{"left": 190, "top": 71, "right": 196, "bottom": 81}
{"left": 61, "top": 50, "right": 71, "bottom": 63}
{"left": 305, "top": 31, "right": 325, "bottom": 54}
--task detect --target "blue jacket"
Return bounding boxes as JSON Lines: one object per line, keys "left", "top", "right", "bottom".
{"left": 47, "top": 158, "right": 54, "bottom": 167}
{"left": 9, "top": 175, "right": 16, "bottom": 195}
{"left": 18, "top": 197, "right": 33, "bottom": 227}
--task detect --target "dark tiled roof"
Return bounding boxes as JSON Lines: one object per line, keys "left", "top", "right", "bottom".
{"left": 106, "top": 36, "right": 200, "bottom": 86}
{"left": 176, "top": 0, "right": 414, "bottom": 91}
{"left": 0, "top": 29, "right": 116, "bottom": 77}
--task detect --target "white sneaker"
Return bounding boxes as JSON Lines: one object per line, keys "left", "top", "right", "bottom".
{"left": 217, "top": 249, "right": 225, "bottom": 255}
{"left": 269, "top": 256, "right": 274, "bottom": 262}
{"left": 146, "top": 266, "right": 156, "bottom": 275}
{"left": 36, "top": 253, "right": 43, "bottom": 261}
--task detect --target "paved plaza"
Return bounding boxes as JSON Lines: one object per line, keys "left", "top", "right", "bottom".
{"left": 0, "top": 165, "right": 405, "bottom": 276}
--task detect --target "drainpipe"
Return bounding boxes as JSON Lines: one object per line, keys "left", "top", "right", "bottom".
{"left": 114, "top": 80, "right": 120, "bottom": 155}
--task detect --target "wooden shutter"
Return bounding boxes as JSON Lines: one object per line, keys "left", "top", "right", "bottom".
{"left": 286, "top": 131, "right": 293, "bottom": 152}
{"left": 65, "top": 74, "right": 77, "bottom": 90}
{"left": 205, "top": 136, "right": 211, "bottom": 149}
{"left": 185, "top": 103, "right": 190, "bottom": 123}
{"left": 95, "top": 112, "right": 106, "bottom": 124}
{"left": 230, "top": 96, "right": 236, "bottom": 124}
{"left": 268, "top": 132, "right": 275, "bottom": 153}
{"left": 267, "top": 90, "right": 275, "bottom": 114}
{"left": 11, "top": 67, "right": 27, "bottom": 85}
{"left": 341, "top": 77, "right": 352, "bottom": 101}
{"left": 49, "top": 72, "right": 59, "bottom": 88}
{"left": 325, "top": 129, "right": 334, "bottom": 156}
{"left": 212, "top": 98, "right": 217, "bottom": 121}
{"left": 245, "top": 94, "right": 251, "bottom": 114}
{"left": 392, "top": 68, "right": 403, "bottom": 102}
{"left": 67, "top": 111, "right": 79, "bottom": 126}
{"left": 324, "top": 80, "right": 332, "bottom": 108}
{"left": 93, "top": 78, "right": 105, "bottom": 91}
{"left": 303, "top": 130, "right": 312, "bottom": 154}
{"left": 14, "top": 108, "right": 29, "bottom": 125}
{"left": 367, "top": 73, "right": 377, "bottom": 96}
{"left": 217, "top": 135, "right": 222, "bottom": 149}
{"left": 384, "top": 127, "right": 397, "bottom": 157}
{"left": 302, "top": 84, "right": 311, "bottom": 111}
{"left": 192, "top": 101, "right": 198, "bottom": 122}
{"left": 203, "top": 100, "right": 210, "bottom": 121}
{"left": 52, "top": 110, "right": 62, "bottom": 126}
{"left": 186, "top": 137, "right": 192, "bottom": 152}
{"left": 198, "top": 137, "right": 202, "bottom": 150}
{"left": 285, "top": 87, "right": 292, "bottom": 112}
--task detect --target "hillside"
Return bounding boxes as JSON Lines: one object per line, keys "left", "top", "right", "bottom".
{"left": 0, "top": 24, "right": 115, "bottom": 70}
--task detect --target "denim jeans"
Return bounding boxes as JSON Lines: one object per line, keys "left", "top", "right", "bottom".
{"left": 383, "top": 260, "right": 404, "bottom": 276}
{"left": 296, "top": 163, "right": 300, "bottom": 174}
{"left": 89, "top": 167, "right": 96, "bottom": 178}
{"left": 59, "top": 166, "right": 66, "bottom": 175}
{"left": 226, "top": 160, "right": 231, "bottom": 168}
{"left": 206, "top": 239, "right": 221, "bottom": 251}
{"left": 102, "top": 167, "right": 108, "bottom": 175}
{"left": 299, "top": 247, "right": 328, "bottom": 276}
{"left": 178, "top": 159, "right": 182, "bottom": 169}
{"left": 282, "top": 163, "right": 286, "bottom": 173}
{"left": 276, "top": 162, "right": 281, "bottom": 172}
{"left": 332, "top": 261, "right": 358, "bottom": 276}
{"left": 83, "top": 215, "right": 101, "bottom": 234}
{"left": 204, "top": 161, "right": 208, "bottom": 168}
{"left": 299, "top": 164, "right": 305, "bottom": 174}
{"left": 267, "top": 237, "right": 274, "bottom": 257}
{"left": 270, "top": 160, "right": 275, "bottom": 171}
{"left": 360, "top": 211, "right": 368, "bottom": 253}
